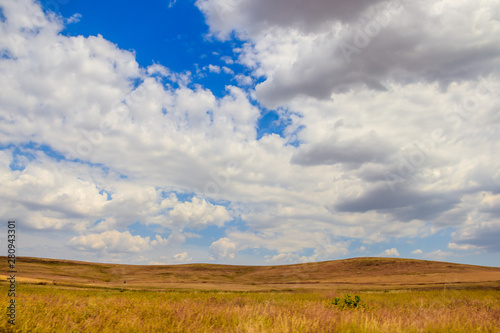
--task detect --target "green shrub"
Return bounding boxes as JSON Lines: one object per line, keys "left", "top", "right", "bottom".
{"left": 332, "top": 294, "right": 363, "bottom": 309}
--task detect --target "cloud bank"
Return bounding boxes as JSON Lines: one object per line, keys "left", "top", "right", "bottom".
{"left": 0, "top": 0, "right": 499, "bottom": 265}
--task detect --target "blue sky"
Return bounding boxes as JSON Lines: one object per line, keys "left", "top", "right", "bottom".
{"left": 54, "top": 0, "right": 254, "bottom": 97}
{"left": 1, "top": 0, "right": 500, "bottom": 266}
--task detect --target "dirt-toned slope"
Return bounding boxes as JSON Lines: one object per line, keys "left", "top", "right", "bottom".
{"left": 2, "top": 256, "right": 499, "bottom": 291}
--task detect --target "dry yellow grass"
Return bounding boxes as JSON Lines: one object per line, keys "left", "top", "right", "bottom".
{"left": 0, "top": 285, "right": 498, "bottom": 332}
{"left": 1, "top": 256, "right": 499, "bottom": 332}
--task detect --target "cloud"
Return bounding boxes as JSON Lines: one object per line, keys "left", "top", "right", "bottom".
{"left": 166, "top": 197, "right": 232, "bottom": 229}
{"left": 380, "top": 248, "right": 400, "bottom": 256}
{"left": 222, "top": 66, "right": 233, "bottom": 74}
{"left": 448, "top": 192, "right": 500, "bottom": 252}
{"left": 172, "top": 251, "right": 192, "bottom": 262}
{"left": 264, "top": 240, "right": 350, "bottom": 265}
{"left": 421, "top": 249, "right": 454, "bottom": 261}
{"left": 221, "top": 56, "right": 234, "bottom": 64}
{"left": 196, "top": 0, "right": 388, "bottom": 38}
{"left": 265, "top": 252, "right": 307, "bottom": 265}
{"left": 1, "top": 0, "right": 499, "bottom": 265}
{"left": 335, "top": 185, "right": 461, "bottom": 222}
{"left": 209, "top": 237, "right": 237, "bottom": 260}
{"left": 153, "top": 252, "right": 193, "bottom": 264}
{"left": 199, "top": 0, "right": 500, "bottom": 107}
{"left": 411, "top": 249, "right": 423, "bottom": 255}
{"left": 291, "top": 132, "right": 396, "bottom": 167}
{"left": 211, "top": 229, "right": 351, "bottom": 263}
{"left": 0, "top": 149, "right": 111, "bottom": 231}
{"left": 447, "top": 243, "right": 480, "bottom": 251}
{"left": 66, "top": 13, "right": 81, "bottom": 24}
{"left": 207, "top": 64, "right": 221, "bottom": 73}
{"left": 356, "top": 246, "right": 366, "bottom": 253}
{"left": 452, "top": 220, "right": 500, "bottom": 252}
{"left": 234, "top": 74, "right": 253, "bottom": 86}
{"left": 68, "top": 230, "right": 163, "bottom": 253}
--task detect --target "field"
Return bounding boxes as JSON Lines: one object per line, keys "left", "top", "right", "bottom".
{"left": 1, "top": 257, "right": 499, "bottom": 332}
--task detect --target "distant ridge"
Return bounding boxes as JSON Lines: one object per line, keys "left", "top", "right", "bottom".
{"left": 2, "top": 256, "right": 499, "bottom": 291}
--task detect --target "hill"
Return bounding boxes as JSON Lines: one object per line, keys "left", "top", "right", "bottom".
{"left": 1, "top": 256, "right": 499, "bottom": 291}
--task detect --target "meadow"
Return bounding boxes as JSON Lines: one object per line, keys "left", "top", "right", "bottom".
{"left": 1, "top": 257, "right": 499, "bottom": 332}
{"left": 1, "top": 285, "right": 499, "bottom": 332}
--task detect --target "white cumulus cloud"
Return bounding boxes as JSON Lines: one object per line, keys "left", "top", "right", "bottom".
{"left": 381, "top": 248, "right": 400, "bottom": 257}
{"left": 68, "top": 230, "right": 164, "bottom": 254}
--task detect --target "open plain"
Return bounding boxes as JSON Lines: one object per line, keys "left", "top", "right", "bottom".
{"left": 1, "top": 256, "right": 499, "bottom": 332}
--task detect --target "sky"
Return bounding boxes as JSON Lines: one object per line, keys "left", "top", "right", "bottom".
{"left": 0, "top": 0, "right": 499, "bottom": 267}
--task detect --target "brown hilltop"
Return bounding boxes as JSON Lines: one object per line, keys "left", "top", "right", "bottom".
{"left": 2, "top": 256, "right": 499, "bottom": 292}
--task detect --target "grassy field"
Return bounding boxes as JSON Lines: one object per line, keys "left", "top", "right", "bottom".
{"left": 1, "top": 285, "right": 499, "bottom": 332}
{"left": 1, "top": 257, "right": 499, "bottom": 332}
{"left": 2, "top": 256, "right": 500, "bottom": 291}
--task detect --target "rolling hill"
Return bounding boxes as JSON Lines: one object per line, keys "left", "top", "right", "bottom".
{"left": 2, "top": 256, "right": 499, "bottom": 291}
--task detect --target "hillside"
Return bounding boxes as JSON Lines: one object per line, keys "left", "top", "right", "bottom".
{"left": 2, "top": 256, "right": 499, "bottom": 291}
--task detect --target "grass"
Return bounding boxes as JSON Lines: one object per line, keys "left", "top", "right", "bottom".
{"left": 2, "top": 256, "right": 500, "bottom": 292}
{"left": 0, "top": 284, "right": 499, "bottom": 332}
{"left": 1, "top": 257, "right": 499, "bottom": 332}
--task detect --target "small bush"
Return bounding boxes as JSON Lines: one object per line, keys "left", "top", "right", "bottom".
{"left": 332, "top": 294, "right": 363, "bottom": 309}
